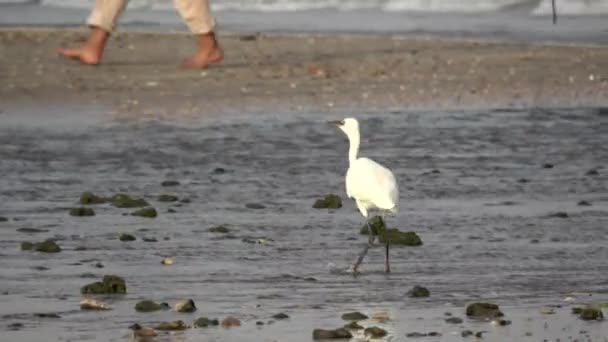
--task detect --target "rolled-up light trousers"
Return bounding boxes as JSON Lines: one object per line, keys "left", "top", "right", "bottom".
{"left": 87, "top": 0, "right": 216, "bottom": 34}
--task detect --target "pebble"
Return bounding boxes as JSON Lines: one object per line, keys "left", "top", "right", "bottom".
{"left": 80, "top": 298, "right": 111, "bottom": 310}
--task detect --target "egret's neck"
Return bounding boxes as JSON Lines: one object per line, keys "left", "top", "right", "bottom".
{"left": 347, "top": 130, "right": 360, "bottom": 164}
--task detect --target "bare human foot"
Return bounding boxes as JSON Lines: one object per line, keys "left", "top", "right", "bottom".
{"left": 180, "top": 32, "right": 224, "bottom": 69}
{"left": 57, "top": 27, "right": 108, "bottom": 66}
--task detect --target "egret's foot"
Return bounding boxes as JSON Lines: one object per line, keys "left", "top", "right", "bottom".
{"left": 57, "top": 47, "right": 101, "bottom": 65}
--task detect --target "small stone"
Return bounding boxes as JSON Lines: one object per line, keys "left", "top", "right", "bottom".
{"left": 167, "top": 208, "right": 177, "bottom": 213}
{"left": 0, "top": 217, "right": 8, "bottom": 222}
{"left": 407, "top": 285, "right": 430, "bottom": 298}
{"left": 209, "top": 225, "right": 230, "bottom": 233}
{"left": 547, "top": 212, "right": 568, "bottom": 218}
{"left": 312, "top": 194, "right": 342, "bottom": 209}
{"left": 158, "top": 194, "right": 179, "bottom": 202}
{"left": 585, "top": 169, "right": 599, "bottom": 176}
{"left": 194, "top": 317, "right": 219, "bottom": 327}
{"left": 135, "top": 300, "right": 163, "bottom": 312}
{"left": 542, "top": 163, "right": 554, "bottom": 169}
{"left": 445, "top": 317, "right": 463, "bottom": 324}
{"left": 161, "top": 257, "right": 174, "bottom": 265}
{"left": 34, "top": 313, "right": 61, "bottom": 318}
{"left": 131, "top": 207, "right": 157, "bottom": 218}
{"left": 364, "top": 326, "right": 387, "bottom": 338}
{"left": 80, "top": 298, "right": 111, "bottom": 310}
{"left": 428, "top": 332, "right": 441, "bottom": 336}
{"left": 119, "top": 233, "right": 136, "bottom": 242}
{"left": 245, "top": 203, "right": 265, "bottom": 209}
{"left": 175, "top": 299, "right": 196, "bottom": 313}
{"left": 577, "top": 200, "right": 592, "bottom": 206}
{"left": 17, "top": 228, "right": 48, "bottom": 234}
{"left": 221, "top": 316, "right": 241, "bottom": 328}
{"left": 272, "top": 312, "right": 289, "bottom": 320}
{"left": 341, "top": 311, "right": 368, "bottom": 321}
{"left": 110, "top": 193, "right": 149, "bottom": 208}
{"left": 142, "top": 237, "right": 157, "bottom": 242}
{"left": 343, "top": 321, "right": 363, "bottom": 330}
{"left": 517, "top": 178, "right": 530, "bottom": 183}
{"left": 8, "top": 323, "right": 23, "bottom": 330}
{"left": 69, "top": 207, "right": 95, "bottom": 217}
{"left": 180, "top": 198, "right": 191, "bottom": 203}
{"left": 33, "top": 240, "right": 61, "bottom": 253}
{"left": 466, "top": 302, "right": 504, "bottom": 319}
{"left": 380, "top": 229, "right": 423, "bottom": 246}
{"left": 155, "top": 320, "right": 188, "bottom": 331}
{"left": 406, "top": 332, "right": 427, "bottom": 338}
{"left": 81, "top": 275, "right": 126, "bottom": 294}
{"left": 495, "top": 319, "right": 511, "bottom": 326}
{"left": 475, "top": 331, "right": 484, "bottom": 338}
{"left": 161, "top": 180, "right": 180, "bottom": 187}
{"left": 212, "top": 167, "right": 226, "bottom": 174}
{"left": 21, "top": 241, "right": 34, "bottom": 251}
{"left": 461, "top": 330, "right": 473, "bottom": 337}
{"left": 256, "top": 321, "right": 264, "bottom": 326}
{"left": 313, "top": 328, "right": 352, "bottom": 340}
{"left": 79, "top": 192, "right": 107, "bottom": 205}
{"left": 579, "top": 306, "right": 604, "bottom": 321}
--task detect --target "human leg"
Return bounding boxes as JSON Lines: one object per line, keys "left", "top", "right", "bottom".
{"left": 174, "top": 0, "right": 223, "bottom": 68}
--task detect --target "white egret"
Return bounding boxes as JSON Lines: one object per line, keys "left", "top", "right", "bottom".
{"left": 329, "top": 118, "right": 399, "bottom": 273}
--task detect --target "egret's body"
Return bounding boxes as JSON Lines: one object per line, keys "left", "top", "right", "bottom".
{"left": 331, "top": 118, "right": 399, "bottom": 273}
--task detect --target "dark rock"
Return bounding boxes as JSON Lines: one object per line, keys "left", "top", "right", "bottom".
{"left": 194, "top": 317, "right": 219, "bottom": 327}
{"left": 312, "top": 194, "right": 342, "bottom": 209}
{"left": 407, "top": 285, "right": 430, "bottom": 298}
{"left": 586, "top": 169, "right": 599, "bottom": 176}
{"left": 81, "top": 275, "right": 126, "bottom": 294}
{"left": 475, "top": 331, "right": 484, "bottom": 338}
{"left": 428, "top": 332, "right": 441, "bottom": 336}
{"left": 577, "top": 200, "right": 592, "bottom": 206}
{"left": 158, "top": 194, "right": 179, "bottom": 202}
{"left": 547, "top": 212, "right": 568, "bottom": 219}
{"left": 119, "top": 233, "right": 136, "bottom": 241}
{"left": 380, "top": 229, "right": 423, "bottom": 246}
{"left": 313, "top": 328, "right": 352, "bottom": 340}
{"left": 445, "top": 317, "right": 463, "bottom": 324}
{"left": 34, "top": 313, "right": 61, "bottom": 318}
{"left": 461, "top": 330, "right": 473, "bottom": 337}
{"left": 343, "top": 321, "right": 363, "bottom": 330}
{"left": 155, "top": 320, "right": 188, "bottom": 331}
{"left": 542, "top": 163, "right": 554, "bottom": 169}
{"left": 74, "top": 246, "right": 88, "bottom": 251}
{"left": 69, "top": 207, "right": 95, "bottom": 217}
{"left": 245, "top": 203, "right": 265, "bottom": 209}
{"left": 110, "top": 193, "right": 149, "bottom": 208}
{"left": 27, "top": 240, "right": 61, "bottom": 253}
{"left": 17, "top": 227, "right": 48, "bottom": 234}
{"left": 8, "top": 322, "right": 23, "bottom": 330}
{"left": 579, "top": 306, "right": 604, "bottom": 321}
{"left": 256, "top": 321, "right": 264, "bottom": 326}
{"left": 131, "top": 207, "right": 157, "bottom": 218}
{"left": 497, "top": 319, "right": 511, "bottom": 326}
{"left": 135, "top": 300, "right": 163, "bottom": 312}
{"left": 212, "top": 167, "right": 226, "bottom": 174}
{"left": 341, "top": 311, "right": 368, "bottom": 321}
{"left": 572, "top": 306, "right": 583, "bottom": 314}
{"left": 272, "top": 312, "right": 289, "bottom": 320}
{"left": 93, "top": 262, "right": 104, "bottom": 268}
{"left": 142, "top": 237, "right": 157, "bottom": 242}
{"left": 517, "top": 178, "right": 530, "bottom": 183}
{"left": 161, "top": 180, "right": 180, "bottom": 187}
{"left": 0, "top": 217, "right": 8, "bottom": 222}
{"left": 466, "top": 302, "right": 503, "bottom": 319}
{"left": 175, "top": 299, "right": 196, "bottom": 313}
{"left": 364, "top": 326, "right": 387, "bottom": 338}
{"left": 79, "top": 192, "right": 107, "bottom": 205}
{"left": 360, "top": 216, "right": 385, "bottom": 235}
{"left": 21, "top": 242, "right": 34, "bottom": 250}
{"left": 167, "top": 208, "right": 177, "bottom": 213}
{"left": 32, "top": 266, "right": 50, "bottom": 271}
{"left": 209, "top": 225, "right": 230, "bottom": 233}
{"left": 406, "top": 332, "right": 427, "bottom": 338}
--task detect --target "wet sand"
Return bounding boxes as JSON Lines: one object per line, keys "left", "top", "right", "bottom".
{"left": 1, "top": 27, "right": 608, "bottom": 121}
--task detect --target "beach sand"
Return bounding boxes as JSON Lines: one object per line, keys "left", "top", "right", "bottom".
{"left": 1, "top": 28, "right": 607, "bottom": 121}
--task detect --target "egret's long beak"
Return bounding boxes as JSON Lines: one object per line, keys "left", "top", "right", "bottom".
{"left": 327, "top": 120, "right": 343, "bottom": 126}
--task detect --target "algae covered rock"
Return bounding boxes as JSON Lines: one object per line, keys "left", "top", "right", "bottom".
{"left": 119, "top": 233, "right": 136, "bottom": 242}
{"left": 466, "top": 302, "right": 503, "bottom": 319}
{"left": 445, "top": 317, "right": 463, "bottom": 324}
{"left": 155, "top": 320, "right": 188, "bottom": 331}
{"left": 135, "top": 300, "right": 163, "bottom": 312}
{"left": 81, "top": 275, "right": 126, "bottom": 294}
{"left": 194, "top": 317, "right": 219, "bottom": 327}
{"left": 578, "top": 306, "right": 604, "bottom": 321}
{"left": 79, "top": 192, "right": 107, "bottom": 205}
{"left": 21, "top": 241, "right": 34, "bottom": 251}
{"left": 110, "top": 193, "right": 149, "bottom": 208}
{"left": 379, "top": 229, "right": 422, "bottom": 246}
{"left": 158, "top": 194, "right": 179, "bottom": 202}
{"left": 364, "top": 326, "right": 388, "bottom": 338}
{"left": 175, "top": 299, "right": 196, "bottom": 313}
{"left": 360, "top": 216, "right": 386, "bottom": 235}
{"left": 341, "top": 311, "right": 368, "bottom": 321}
{"left": 343, "top": 321, "right": 363, "bottom": 330}
{"left": 161, "top": 180, "right": 180, "bottom": 187}
{"left": 22, "top": 240, "right": 61, "bottom": 253}
{"left": 131, "top": 207, "right": 157, "bottom": 218}
{"left": 313, "top": 328, "right": 352, "bottom": 340}
{"left": 209, "top": 225, "right": 230, "bottom": 233}
{"left": 272, "top": 312, "right": 289, "bottom": 320}
{"left": 69, "top": 207, "right": 95, "bottom": 217}
{"left": 407, "top": 285, "right": 430, "bottom": 298}
{"left": 313, "top": 194, "right": 342, "bottom": 209}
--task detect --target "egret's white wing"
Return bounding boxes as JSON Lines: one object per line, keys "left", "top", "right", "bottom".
{"left": 345, "top": 157, "right": 398, "bottom": 211}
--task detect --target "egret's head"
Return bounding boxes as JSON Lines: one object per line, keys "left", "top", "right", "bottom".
{"left": 329, "top": 117, "right": 359, "bottom": 138}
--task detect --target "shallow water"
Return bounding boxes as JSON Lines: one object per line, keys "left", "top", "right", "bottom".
{"left": 0, "top": 107, "right": 607, "bottom": 342}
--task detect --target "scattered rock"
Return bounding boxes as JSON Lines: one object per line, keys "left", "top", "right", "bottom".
{"left": 17, "top": 227, "right": 49, "bottom": 234}
{"left": 517, "top": 178, "right": 530, "bottom": 183}
{"left": 8, "top": 322, "right": 23, "bottom": 330}
{"left": 209, "top": 225, "right": 230, "bottom": 233}
{"left": 577, "top": 200, "right": 592, "bottom": 206}
{"left": 158, "top": 194, "right": 178, "bottom": 202}
{"left": 110, "top": 193, "right": 149, "bottom": 208}
{"left": 370, "top": 311, "right": 389, "bottom": 322}
{"left": 379, "top": 229, "right": 423, "bottom": 246}
{"left": 142, "top": 237, "right": 157, "bottom": 242}
{"left": 32, "top": 266, "right": 50, "bottom": 271}
{"left": 312, "top": 194, "right": 342, "bottom": 209}
{"left": 212, "top": 167, "right": 226, "bottom": 174}
{"left": 586, "top": 169, "right": 599, "bottom": 176}
{"left": 80, "top": 298, "right": 111, "bottom": 310}
{"left": 22, "top": 240, "right": 61, "bottom": 253}
{"left": 407, "top": 285, "right": 430, "bottom": 298}
{"left": 81, "top": 275, "right": 126, "bottom": 294}
{"left": 135, "top": 300, "right": 163, "bottom": 312}
{"left": 0, "top": 217, "right": 8, "bottom": 222}
{"left": 167, "top": 208, "right": 177, "bottom": 213}
{"left": 93, "top": 262, "right": 104, "bottom": 268}
{"left": 578, "top": 306, "right": 604, "bottom": 321}
{"left": 466, "top": 302, "right": 504, "bottom": 319}
{"left": 175, "top": 299, "right": 196, "bottom": 313}
{"left": 161, "top": 180, "right": 180, "bottom": 187}
{"left": 475, "top": 331, "right": 484, "bottom": 338}
{"left": 313, "top": 328, "right": 352, "bottom": 340}
{"left": 461, "top": 330, "right": 473, "bottom": 337}
{"left": 79, "top": 192, "right": 107, "bottom": 205}
{"left": 406, "top": 332, "right": 427, "bottom": 338}
{"left": 493, "top": 319, "right": 511, "bottom": 326}
{"left": 341, "top": 311, "right": 368, "bottom": 321}
{"left": 221, "top": 316, "right": 241, "bottom": 328}
{"left": 547, "top": 212, "right": 568, "bottom": 219}
{"left": 256, "top": 321, "right": 264, "bottom": 326}
{"left": 245, "top": 203, "right": 265, "bottom": 209}
{"left": 445, "top": 317, "right": 463, "bottom": 324}
{"left": 364, "top": 326, "right": 387, "bottom": 338}
{"left": 194, "top": 317, "right": 219, "bottom": 327}
{"left": 343, "top": 321, "right": 363, "bottom": 330}
{"left": 21, "top": 241, "right": 34, "bottom": 251}
{"left": 69, "top": 207, "right": 95, "bottom": 217}
{"left": 161, "top": 257, "right": 174, "bottom": 265}
{"left": 129, "top": 324, "right": 158, "bottom": 338}
{"left": 542, "top": 163, "right": 554, "bottom": 169}
{"left": 34, "top": 313, "right": 61, "bottom": 318}
{"left": 155, "top": 320, "right": 188, "bottom": 331}
{"left": 119, "top": 233, "right": 136, "bottom": 242}
{"left": 272, "top": 312, "right": 289, "bottom": 320}
{"left": 131, "top": 207, "right": 157, "bottom": 218}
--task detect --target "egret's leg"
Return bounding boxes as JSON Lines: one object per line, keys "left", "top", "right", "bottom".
{"left": 382, "top": 212, "right": 390, "bottom": 273}
{"left": 352, "top": 221, "right": 375, "bottom": 273}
